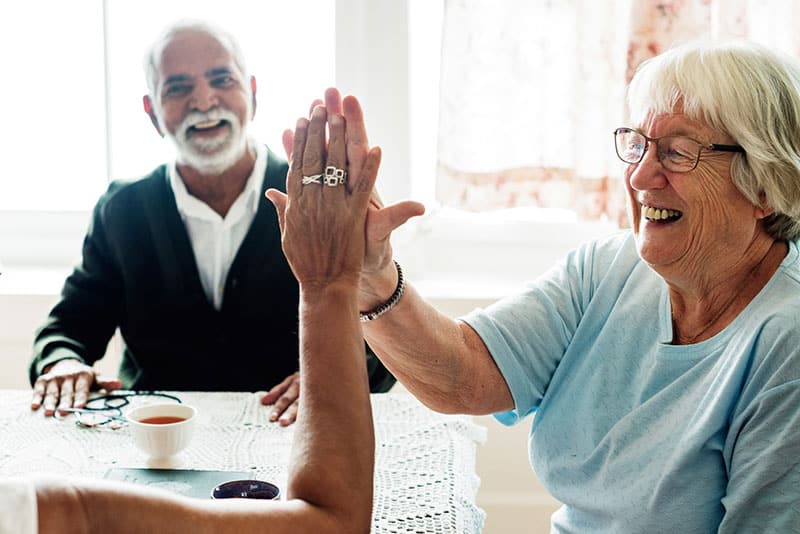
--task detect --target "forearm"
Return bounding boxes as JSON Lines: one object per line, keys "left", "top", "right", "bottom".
{"left": 286, "top": 283, "right": 374, "bottom": 531}
{"left": 362, "top": 274, "right": 511, "bottom": 415}
{"left": 35, "top": 477, "right": 303, "bottom": 534}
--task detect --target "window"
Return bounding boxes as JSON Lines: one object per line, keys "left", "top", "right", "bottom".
{"left": 1, "top": 0, "right": 335, "bottom": 269}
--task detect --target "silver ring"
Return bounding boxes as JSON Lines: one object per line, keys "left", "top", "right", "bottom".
{"left": 324, "top": 166, "right": 347, "bottom": 187}
{"left": 301, "top": 174, "right": 323, "bottom": 185}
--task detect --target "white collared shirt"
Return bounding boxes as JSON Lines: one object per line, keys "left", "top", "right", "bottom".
{"left": 168, "top": 142, "right": 267, "bottom": 310}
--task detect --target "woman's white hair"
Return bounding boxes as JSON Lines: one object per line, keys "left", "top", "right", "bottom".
{"left": 143, "top": 19, "right": 250, "bottom": 100}
{"left": 628, "top": 40, "right": 800, "bottom": 241}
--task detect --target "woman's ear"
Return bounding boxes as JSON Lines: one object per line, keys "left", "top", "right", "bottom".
{"left": 754, "top": 192, "right": 775, "bottom": 220}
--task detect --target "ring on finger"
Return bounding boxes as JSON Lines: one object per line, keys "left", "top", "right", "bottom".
{"left": 324, "top": 166, "right": 347, "bottom": 187}
{"left": 301, "top": 174, "right": 323, "bottom": 185}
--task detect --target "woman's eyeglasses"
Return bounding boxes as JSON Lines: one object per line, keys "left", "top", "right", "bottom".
{"left": 613, "top": 127, "right": 744, "bottom": 173}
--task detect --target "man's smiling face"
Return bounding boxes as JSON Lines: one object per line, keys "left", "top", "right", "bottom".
{"left": 153, "top": 29, "right": 253, "bottom": 173}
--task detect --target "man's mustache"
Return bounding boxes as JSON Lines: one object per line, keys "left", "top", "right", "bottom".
{"left": 178, "top": 109, "right": 239, "bottom": 140}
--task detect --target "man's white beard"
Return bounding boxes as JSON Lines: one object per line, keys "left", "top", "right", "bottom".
{"left": 165, "top": 108, "right": 249, "bottom": 175}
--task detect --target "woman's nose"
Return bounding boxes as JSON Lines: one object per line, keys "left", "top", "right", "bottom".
{"left": 628, "top": 143, "right": 667, "bottom": 191}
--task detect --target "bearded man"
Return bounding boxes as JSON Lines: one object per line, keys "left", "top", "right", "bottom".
{"left": 28, "top": 21, "right": 395, "bottom": 423}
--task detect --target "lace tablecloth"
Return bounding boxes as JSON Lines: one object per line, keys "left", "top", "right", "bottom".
{"left": 0, "top": 390, "right": 486, "bottom": 533}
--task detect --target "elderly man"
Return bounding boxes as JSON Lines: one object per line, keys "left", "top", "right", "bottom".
{"left": 28, "top": 20, "right": 394, "bottom": 424}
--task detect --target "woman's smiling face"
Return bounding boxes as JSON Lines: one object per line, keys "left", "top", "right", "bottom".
{"left": 624, "top": 111, "right": 767, "bottom": 277}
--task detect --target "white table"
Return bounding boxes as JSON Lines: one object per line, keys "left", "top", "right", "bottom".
{"left": 0, "top": 390, "right": 486, "bottom": 533}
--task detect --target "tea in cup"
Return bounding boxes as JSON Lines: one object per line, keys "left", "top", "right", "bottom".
{"left": 127, "top": 403, "right": 197, "bottom": 460}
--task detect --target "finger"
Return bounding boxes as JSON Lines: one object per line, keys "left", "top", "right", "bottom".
{"left": 57, "top": 377, "right": 75, "bottom": 415}
{"left": 288, "top": 117, "right": 309, "bottom": 199}
{"left": 367, "top": 200, "right": 427, "bottom": 242}
{"left": 265, "top": 189, "right": 288, "bottom": 233}
{"left": 303, "top": 106, "right": 327, "bottom": 178}
{"left": 324, "top": 88, "right": 342, "bottom": 116}
{"left": 95, "top": 375, "right": 122, "bottom": 392}
{"left": 278, "top": 400, "right": 299, "bottom": 426}
{"left": 307, "top": 98, "right": 323, "bottom": 118}
{"left": 282, "top": 129, "right": 294, "bottom": 160}
{"left": 73, "top": 373, "right": 93, "bottom": 409}
{"left": 369, "top": 188, "right": 385, "bottom": 210}
{"left": 261, "top": 372, "right": 297, "bottom": 405}
{"left": 353, "top": 147, "right": 381, "bottom": 197}
{"left": 43, "top": 379, "right": 60, "bottom": 417}
{"left": 31, "top": 378, "right": 47, "bottom": 410}
{"left": 270, "top": 381, "right": 300, "bottom": 423}
{"left": 343, "top": 95, "right": 369, "bottom": 181}
{"left": 326, "top": 112, "right": 347, "bottom": 196}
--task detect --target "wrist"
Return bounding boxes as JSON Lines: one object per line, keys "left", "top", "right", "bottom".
{"left": 299, "top": 280, "right": 360, "bottom": 308}
{"left": 358, "top": 260, "right": 399, "bottom": 310}
{"left": 359, "top": 260, "right": 404, "bottom": 322}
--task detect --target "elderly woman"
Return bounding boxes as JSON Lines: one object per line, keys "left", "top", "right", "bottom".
{"left": 351, "top": 41, "right": 800, "bottom": 531}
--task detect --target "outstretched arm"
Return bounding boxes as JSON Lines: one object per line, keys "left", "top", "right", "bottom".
{"left": 337, "top": 88, "right": 512, "bottom": 415}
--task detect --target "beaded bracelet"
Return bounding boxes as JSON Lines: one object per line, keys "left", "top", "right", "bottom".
{"left": 359, "top": 260, "right": 405, "bottom": 322}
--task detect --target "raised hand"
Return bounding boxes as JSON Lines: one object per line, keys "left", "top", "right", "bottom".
{"left": 280, "top": 89, "right": 424, "bottom": 307}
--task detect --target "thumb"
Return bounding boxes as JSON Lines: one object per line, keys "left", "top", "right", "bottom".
{"left": 367, "top": 201, "right": 426, "bottom": 242}
{"left": 265, "top": 189, "right": 288, "bottom": 234}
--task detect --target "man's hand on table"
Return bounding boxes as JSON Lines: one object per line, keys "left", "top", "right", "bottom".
{"left": 31, "top": 359, "right": 122, "bottom": 416}
{"left": 260, "top": 371, "right": 300, "bottom": 426}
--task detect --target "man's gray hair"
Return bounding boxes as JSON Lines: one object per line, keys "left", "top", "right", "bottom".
{"left": 143, "top": 19, "right": 250, "bottom": 100}
{"left": 627, "top": 40, "right": 800, "bottom": 241}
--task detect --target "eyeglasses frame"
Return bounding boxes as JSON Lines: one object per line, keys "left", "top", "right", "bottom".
{"left": 60, "top": 391, "right": 183, "bottom": 428}
{"left": 613, "top": 127, "right": 745, "bottom": 173}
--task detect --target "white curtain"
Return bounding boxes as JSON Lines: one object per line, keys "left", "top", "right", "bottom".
{"left": 437, "top": 0, "right": 800, "bottom": 223}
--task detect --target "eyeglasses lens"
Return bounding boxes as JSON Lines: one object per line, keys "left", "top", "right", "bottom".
{"left": 615, "top": 129, "right": 645, "bottom": 164}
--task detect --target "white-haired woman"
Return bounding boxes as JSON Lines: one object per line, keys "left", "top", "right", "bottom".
{"left": 352, "top": 41, "right": 800, "bottom": 532}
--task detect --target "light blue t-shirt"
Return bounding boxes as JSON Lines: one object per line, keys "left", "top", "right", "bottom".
{"left": 463, "top": 231, "right": 800, "bottom": 533}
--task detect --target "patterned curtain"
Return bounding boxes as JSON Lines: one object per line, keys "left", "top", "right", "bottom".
{"left": 437, "top": 0, "right": 800, "bottom": 223}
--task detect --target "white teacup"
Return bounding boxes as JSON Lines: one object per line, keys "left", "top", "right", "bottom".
{"left": 127, "top": 403, "right": 197, "bottom": 460}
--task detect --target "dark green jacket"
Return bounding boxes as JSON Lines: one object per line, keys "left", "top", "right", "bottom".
{"left": 30, "top": 147, "right": 395, "bottom": 392}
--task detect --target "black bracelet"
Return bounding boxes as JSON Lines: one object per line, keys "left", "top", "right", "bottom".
{"left": 359, "top": 260, "right": 405, "bottom": 322}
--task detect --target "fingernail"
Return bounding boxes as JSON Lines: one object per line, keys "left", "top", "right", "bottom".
{"left": 270, "top": 413, "right": 278, "bottom": 422}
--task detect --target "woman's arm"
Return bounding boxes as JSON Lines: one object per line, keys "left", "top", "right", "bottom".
{"left": 360, "top": 263, "right": 513, "bottom": 415}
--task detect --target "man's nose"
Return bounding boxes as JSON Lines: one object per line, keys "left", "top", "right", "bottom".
{"left": 190, "top": 83, "right": 218, "bottom": 112}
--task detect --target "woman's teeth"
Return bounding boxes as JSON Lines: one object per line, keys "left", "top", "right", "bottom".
{"left": 643, "top": 206, "right": 681, "bottom": 221}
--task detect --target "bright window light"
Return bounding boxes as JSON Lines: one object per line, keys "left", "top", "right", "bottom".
{"left": 0, "top": 0, "right": 334, "bottom": 211}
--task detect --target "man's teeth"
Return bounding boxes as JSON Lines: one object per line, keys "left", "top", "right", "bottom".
{"left": 643, "top": 206, "right": 681, "bottom": 221}
{"left": 193, "top": 119, "right": 223, "bottom": 130}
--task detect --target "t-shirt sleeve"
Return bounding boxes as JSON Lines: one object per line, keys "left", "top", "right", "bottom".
{"left": 461, "top": 235, "right": 624, "bottom": 425}
{"left": 0, "top": 478, "right": 37, "bottom": 534}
